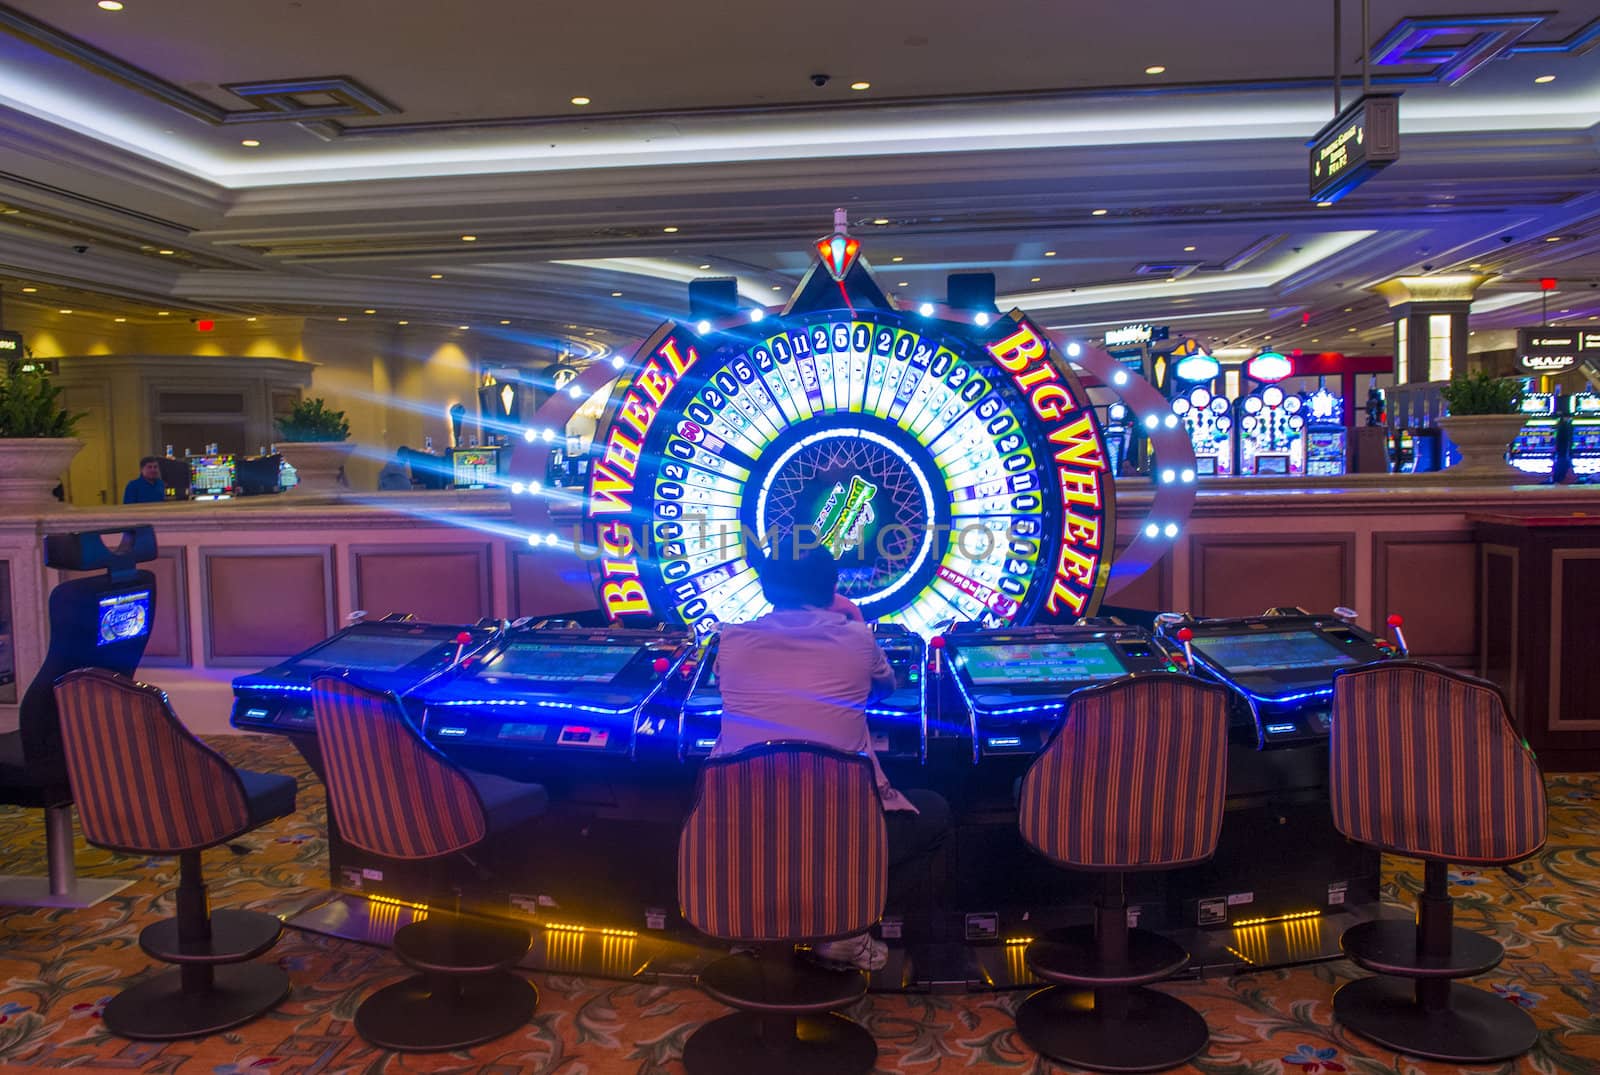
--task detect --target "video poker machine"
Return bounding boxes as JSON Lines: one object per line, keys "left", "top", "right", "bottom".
{"left": 1568, "top": 392, "right": 1600, "bottom": 482}
{"left": 1237, "top": 384, "right": 1307, "bottom": 476}
{"left": 1507, "top": 391, "right": 1562, "bottom": 481}
{"left": 413, "top": 624, "right": 691, "bottom": 765}
{"left": 679, "top": 621, "right": 927, "bottom": 762}
{"left": 230, "top": 616, "right": 499, "bottom": 735}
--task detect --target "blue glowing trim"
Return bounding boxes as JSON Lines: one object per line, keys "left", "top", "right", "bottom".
{"left": 693, "top": 738, "right": 718, "bottom": 749}
{"left": 1244, "top": 686, "right": 1334, "bottom": 704}
{"left": 986, "top": 736, "right": 1024, "bottom": 748}
{"left": 234, "top": 681, "right": 314, "bottom": 694}
{"left": 1264, "top": 723, "right": 1299, "bottom": 735}
{"left": 428, "top": 697, "right": 634, "bottom": 716}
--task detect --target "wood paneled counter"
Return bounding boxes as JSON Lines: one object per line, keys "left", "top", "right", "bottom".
{"left": 1, "top": 479, "right": 1596, "bottom": 737}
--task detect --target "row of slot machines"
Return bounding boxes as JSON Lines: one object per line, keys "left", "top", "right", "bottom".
{"left": 1108, "top": 385, "right": 1349, "bottom": 480}
{"left": 1507, "top": 391, "right": 1600, "bottom": 482}
{"left": 231, "top": 609, "right": 1396, "bottom": 761}
{"left": 155, "top": 454, "right": 298, "bottom": 500}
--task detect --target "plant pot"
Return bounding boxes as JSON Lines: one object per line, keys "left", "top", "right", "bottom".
{"left": 1435, "top": 415, "right": 1528, "bottom": 479}
{"left": 277, "top": 440, "right": 355, "bottom": 495}
{"left": 0, "top": 438, "right": 81, "bottom": 510}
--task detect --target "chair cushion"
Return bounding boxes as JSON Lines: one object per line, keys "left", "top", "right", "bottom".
{"left": 236, "top": 769, "right": 298, "bottom": 829}
{"left": 463, "top": 769, "right": 547, "bottom": 835}
{"left": 0, "top": 730, "right": 72, "bottom": 808}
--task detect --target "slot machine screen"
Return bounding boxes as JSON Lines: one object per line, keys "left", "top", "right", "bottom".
{"left": 189, "top": 455, "right": 236, "bottom": 499}
{"left": 1190, "top": 630, "right": 1358, "bottom": 675}
{"left": 97, "top": 590, "right": 152, "bottom": 646}
{"left": 451, "top": 449, "right": 498, "bottom": 489}
{"left": 1254, "top": 454, "right": 1289, "bottom": 476}
{"left": 1195, "top": 456, "right": 1217, "bottom": 476}
{"left": 961, "top": 641, "right": 1125, "bottom": 685}
{"left": 486, "top": 642, "right": 638, "bottom": 683}
{"left": 295, "top": 631, "right": 449, "bottom": 671}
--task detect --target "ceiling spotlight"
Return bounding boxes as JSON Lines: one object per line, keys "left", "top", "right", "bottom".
{"left": 363, "top": 308, "right": 376, "bottom": 314}
{"left": 585, "top": 329, "right": 596, "bottom": 336}
{"left": 20, "top": 286, "right": 36, "bottom": 293}
{"left": 458, "top": 324, "right": 469, "bottom": 330}
{"left": 771, "top": 284, "right": 782, "bottom": 290}
{"left": 460, "top": 235, "right": 477, "bottom": 242}
{"left": 397, "top": 320, "right": 409, "bottom": 325}
{"left": 698, "top": 263, "right": 711, "bottom": 270}
{"left": 157, "top": 310, "right": 169, "bottom": 316}
{"left": 1534, "top": 74, "right": 1555, "bottom": 84}
{"left": 157, "top": 249, "right": 175, "bottom": 255}
{"left": 97, "top": 1, "right": 123, "bottom": 9}
{"left": 871, "top": 218, "right": 890, "bottom": 225}
{"left": 337, "top": 316, "right": 348, "bottom": 322}
{"left": 898, "top": 281, "right": 909, "bottom": 287}
{"left": 240, "top": 139, "right": 260, "bottom": 147}
{"left": 611, "top": 290, "right": 623, "bottom": 297}
{"left": 662, "top": 226, "right": 679, "bottom": 233}
{"left": 1145, "top": 65, "right": 1166, "bottom": 75}
{"left": 1316, "top": 201, "right": 1334, "bottom": 208}
{"left": 1090, "top": 209, "right": 1107, "bottom": 216}
{"left": 1545, "top": 236, "right": 1562, "bottom": 242}
{"left": 499, "top": 319, "right": 511, "bottom": 325}
{"left": 57, "top": 308, "right": 72, "bottom": 314}
{"left": 570, "top": 95, "right": 592, "bottom": 105}
{"left": 1044, "top": 250, "right": 1057, "bottom": 257}
{"left": 430, "top": 273, "right": 443, "bottom": 279}
{"left": 1183, "top": 245, "right": 1196, "bottom": 252}
{"left": 850, "top": 81, "right": 871, "bottom": 91}
{"left": 246, "top": 316, "right": 257, "bottom": 322}
{"left": 114, "top": 316, "right": 126, "bottom": 323}
{"left": 1030, "top": 276, "right": 1041, "bottom": 283}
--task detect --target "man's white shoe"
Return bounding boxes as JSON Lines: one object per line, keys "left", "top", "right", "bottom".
{"left": 808, "top": 932, "right": 888, "bottom": 971}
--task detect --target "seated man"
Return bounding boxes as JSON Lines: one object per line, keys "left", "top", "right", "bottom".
{"left": 714, "top": 537, "right": 951, "bottom": 970}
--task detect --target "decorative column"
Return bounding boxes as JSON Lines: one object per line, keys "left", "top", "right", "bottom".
{"left": 1372, "top": 274, "right": 1488, "bottom": 385}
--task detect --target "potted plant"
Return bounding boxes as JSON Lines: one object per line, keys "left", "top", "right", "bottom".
{"left": 0, "top": 353, "right": 82, "bottom": 510}
{"left": 1435, "top": 370, "right": 1527, "bottom": 478}
{"left": 274, "top": 397, "right": 353, "bottom": 494}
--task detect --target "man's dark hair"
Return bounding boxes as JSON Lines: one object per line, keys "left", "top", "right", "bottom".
{"left": 752, "top": 530, "right": 838, "bottom": 609}
{"left": 139, "top": 455, "right": 162, "bottom": 468}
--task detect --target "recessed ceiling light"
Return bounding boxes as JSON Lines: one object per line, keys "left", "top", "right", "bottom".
{"left": 891, "top": 255, "right": 904, "bottom": 262}
{"left": 157, "top": 310, "right": 168, "bottom": 316}
{"left": 1030, "top": 276, "right": 1041, "bottom": 283}
{"left": 458, "top": 325, "right": 469, "bottom": 330}
{"left": 1090, "top": 209, "right": 1108, "bottom": 216}
{"left": 1545, "top": 236, "right": 1562, "bottom": 242}
{"left": 1183, "top": 245, "right": 1196, "bottom": 252}
{"left": 20, "top": 286, "right": 36, "bottom": 293}
{"left": 500, "top": 319, "right": 511, "bottom": 324}
{"left": 570, "top": 96, "right": 591, "bottom": 106}
{"left": 363, "top": 309, "right": 376, "bottom": 314}
{"left": 1145, "top": 65, "right": 1166, "bottom": 75}
{"left": 58, "top": 308, "right": 72, "bottom": 314}
{"left": 698, "top": 264, "right": 711, "bottom": 270}
{"left": 1316, "top": 201, "right": 1334, "bottom": 208}
{"left": 850, "top": 81, "right": 871, "bottom": 91}
{"left": 567, "top": 323, "right": 578, "bottom": 329}
{"left": 611, "top": 291, "right": 623, "bottom": 297}
{"left": 240, "top": 139, "right": 260, "bottom": 147}
{"left": 1044, "top": 250, "right": 1057, "bottom": 256}
{"left": 157, "top": 249, "right": 175, "bottom": 255}
{"left": 662, "top": 226, "right": 679, "bottom": 233}
{"left": 1534, "top": 74, "right": 1555, "bottom": 84}
{"left": 1469, "top": 263, "right": 1482, "bottom": 269}
{"left": 337, "top": 316, "right": 348, "bottom": 322}
{"left": 97, "top": 0, "right": 123, "bottom": 9}
{"left": 114, "top": 316, "right": 126, "bottom": 322}
{"left": 585, "top": 330, "right": 596, "bottom": 336}
{"left": 1344, "top": 307, "right": 1352, "bottom": 312}
{"left": 246, "top": 316, "right": 257, "bottom": 322}
{"left": 1347, "top": 326, "right": 1357, "bottom": 332}
{"left": 430, "top": 273, "right": 443, "bottom": 279}
{"left": 1310, "top": 337, "right": 1319, "bottom": 343}
{"left": 771, "top": 284, "right": 782, "bottom": 290}
{"left": 460, "top": 235, "right": 477, "bottom": 242}
{"left": 397, "top": 320, "right": 409, "bottom": 325}
{"left": 898, "top": 281, "right": 909, "bottom": 287}
{"left": 871, "top": 218, "right": 890, "bottom": 225}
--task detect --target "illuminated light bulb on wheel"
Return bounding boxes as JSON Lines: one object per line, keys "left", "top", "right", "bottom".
{"left": 1144, "top": 523, "right": 1159, "bottom": 538}
{"left": 542, "top": 428, "right": 556, "bottom": 443}
{"left": 1143, "top": 415, "right": 1159, "bottom": 430}
{"left": 527, "top": 533, "right": 543, "bottom": 547}
{"left": 610, "top": 356, "right": 625, "bottom": 370}
{"left": 1181, "top": 468, "right": 1196, "bottom": 482}
{"left": 1066, "top": 342, "right": 1082, "bottom": 357}
{"left": 1163, "top": 414, "right": 1179, "bottom": 428}
{"left": 748, "top": 308, "right": 765, "bottom": 323}
{"left": 1163, "top": 522, "right": 1180, "bottom": 538}
{"left": 918, "top": 303, "right": 935, "bottom": 317}
{"left": 696, "top": 320, "right": 711, "bottom": 334}
{"left": 523, "top": 429, "right": 536, "bottom": 443}
{"left": 974, "top": 312, "right": 991, "bottom": 326}
{"left": 1113, "top": 370, "right": 1129, "bottom": 386}
{"left": 511, "top": 482, "right": 525, "bottom": 494}
{"left": 1161, "top": 469, "right": 1176, "bottom": 483}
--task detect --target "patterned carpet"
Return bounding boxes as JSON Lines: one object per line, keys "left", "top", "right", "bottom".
{"left": 0, "top": 737, "right": 1597, "bottom": 1075}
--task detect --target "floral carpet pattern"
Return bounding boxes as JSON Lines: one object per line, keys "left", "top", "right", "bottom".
{"left": 1, "top": 737, "right": 1597, "bottom": 1075}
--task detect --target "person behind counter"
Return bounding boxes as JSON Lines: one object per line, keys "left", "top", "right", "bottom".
{"left": 121, "top": 456, "right": 166, "bottom": 504}
{"left": 714, "top": 534, "right": 951, "bottom": 970}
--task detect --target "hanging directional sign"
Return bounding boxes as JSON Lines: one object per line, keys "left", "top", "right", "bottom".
{"left": 1309, "top": 94, "right": 1401, "bottom": 203}
{"left": 1517, "top": 327, "right": 1600, "bottom": 375}
{"left": 0, "top": 330, "right": 22, "bottom": 356}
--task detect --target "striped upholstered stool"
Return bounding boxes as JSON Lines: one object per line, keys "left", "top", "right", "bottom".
{"left": 1015, "top": 673, "right": 1231, "bottom": 1073}
{"left": 311, "top": 676, "right": 547, "bottom": 1053}
{"left": 678, "top": 741, "right": 887, "bottom": 1075}
{"left": 52, "top": 669, "right": 299, "bottom": 1040}
{"left": 1329, "top": 661, "right": 1547, "bottom": 1063}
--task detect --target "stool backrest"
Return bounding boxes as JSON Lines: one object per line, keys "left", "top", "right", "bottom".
{"left": 1020, "top": 674, "right": 1230, "bottom": 870}
{"left": 1330, "top": 661, "right": 1546, "bottom": 865}
{"left": 679, "top": 741, "right": 886, "bottom": 943}
{"left": 54, "top": 668, "right": 250, "bottom": 854}
{"left": 311, "top": 676, "right": 487, "bottom": 860}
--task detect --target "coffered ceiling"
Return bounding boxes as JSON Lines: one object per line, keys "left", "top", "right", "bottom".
{"left": 0, "top": 0, "right": 1598, "bottom": 365}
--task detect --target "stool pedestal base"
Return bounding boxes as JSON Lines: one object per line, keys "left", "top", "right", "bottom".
{"left": 682, "top": 1010, "right": 876, "bottom": 1075}
{"left": 1015, "top": 984, "right": 1208, "bottom": 1074}
{"left": 354, "top": 970, "right": 537, "bottom": 1053}
{"left": 1333, "top": 976, "right": 1538, "bottom": 1063}
{"left": 102, "top": 963, "right": 290, "bottom": 1041}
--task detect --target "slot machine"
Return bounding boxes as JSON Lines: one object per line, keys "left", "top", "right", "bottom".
{"left": 450, "top": 446, "right": 502, "bottom": 489}
{"left": 187, "top": 454, "right": 237, "bottom": 500}
{"left": 1506, "top": 392, "right": 1561, "bottom": 481}
{"left": 1567, "top": 392, "right": 1600, "bottom": 482}
{"left": 1301, "top": 386, "right": 1347, "bottom": 477}
{"left": 1236, "top": 384, "right": 1306, "bottom": 476}
{"left": 1170, "top": 385, "right": 1234, "bottom": 477}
